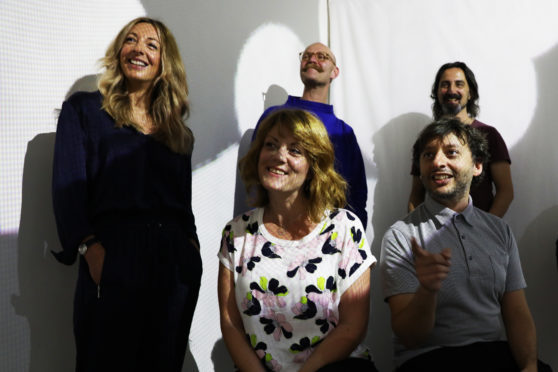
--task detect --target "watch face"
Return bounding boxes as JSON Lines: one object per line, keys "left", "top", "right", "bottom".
{"left": 78, "top": 244, "right": 87, "bottom": 255}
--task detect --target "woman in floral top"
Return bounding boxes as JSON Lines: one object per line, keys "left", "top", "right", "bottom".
{"left": 218, "top": 109, "right": 378, "bottom": 371}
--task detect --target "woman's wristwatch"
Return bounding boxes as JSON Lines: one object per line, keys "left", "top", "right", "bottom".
{"left": 78, "top": 237, "right": 100, "bottom": 256}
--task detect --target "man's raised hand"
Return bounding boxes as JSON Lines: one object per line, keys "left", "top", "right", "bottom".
{"left": 411, "top": 238, "right": 451, "bottom": 293}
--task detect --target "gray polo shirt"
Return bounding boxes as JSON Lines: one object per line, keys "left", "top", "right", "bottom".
{"left": 380, "top": 195, "right": 526, "bottom": 366}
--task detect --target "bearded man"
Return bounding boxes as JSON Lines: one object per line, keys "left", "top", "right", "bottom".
{"left": 408, "top": 62, "right": 513, "bottom": 217}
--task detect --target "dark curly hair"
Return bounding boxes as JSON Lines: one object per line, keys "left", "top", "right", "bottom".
{"left": 431, "top": 61, "right": 479, "bottom": 120}
{"left": 412, "top": 118, "right": 489, "bottom": 186}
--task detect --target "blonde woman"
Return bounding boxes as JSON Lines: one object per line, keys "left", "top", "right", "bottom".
{"left": 52, "top": 17, "right": 201, "bottom": 371}
{"left": 218, "top": 109, "right": 378, "bottom": 371}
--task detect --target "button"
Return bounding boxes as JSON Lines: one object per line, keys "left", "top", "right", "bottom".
{"left": 469, "top": 255, "right": 473, "bottom": 260}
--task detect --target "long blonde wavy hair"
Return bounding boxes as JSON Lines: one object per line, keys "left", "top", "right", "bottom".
{"left": 98, "top": 17, "right": 194, "bottom": 154}
{"left": 240, "top": 109, "right": 347, "bottom": 223}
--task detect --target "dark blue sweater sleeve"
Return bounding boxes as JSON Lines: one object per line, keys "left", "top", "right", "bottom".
{"left": 52, "top": 98, "right": 94, "bottom": 264}
{"left": 342, "top": 129, "right": 368, "bottom": 228}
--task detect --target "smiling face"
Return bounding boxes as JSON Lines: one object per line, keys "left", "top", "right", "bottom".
{"left": 419, "top": 132, "right": 482, "bottom": 211}
{"left": 437, "top": 67, "right": 471, "bottom": 118}
{"left": 258, "top": 124, "right": 310, "bottom": 200}
{"left": 119, "top": 22, "right": 161, "bottom": 89}
{"left": 299, "top": 43, "right": 339, "bottom": 88}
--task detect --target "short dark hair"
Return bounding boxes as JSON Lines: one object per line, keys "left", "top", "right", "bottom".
{"left": 412, "top": 118, "right": 489, "bottom": 186}
{"left": 431, "top": 61, "right": 480, "bottom": 120}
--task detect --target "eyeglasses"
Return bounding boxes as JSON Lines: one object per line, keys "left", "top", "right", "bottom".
{"left": 299, "top": 51, "right": 334, "bottom": 64}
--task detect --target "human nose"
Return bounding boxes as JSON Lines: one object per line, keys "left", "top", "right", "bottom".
{"left": 131, "top": 41, "right": 144, "bottom": 54}
{"left": 272, "top": 145, "right": 288, "bottom": 162}
{"left": 432, "top": 151, "right": 447, "bottom": 168}
{"left": 448, "top": 82, "right": 457, "bottom": 93}
{"left": 307, "top": 52, "right": 319, "bottom": 63}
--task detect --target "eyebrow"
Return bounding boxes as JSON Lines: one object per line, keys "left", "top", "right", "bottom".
{"left": 126, "top": 32, "right": 160, "bottom": 43}
{"left": 440, "top": 78, "right": 465, "bottom": 84}
{"left": 265, "top": 134, "right": 300, "bottom": 146}
{"left": 423, "top": 141, "right": 461, "bottom": 151}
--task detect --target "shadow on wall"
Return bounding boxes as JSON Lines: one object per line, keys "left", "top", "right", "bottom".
{"left": 139, "top": 0, "right": 319, "bottom": 169}
{"left": 367, "top": 112, "right": 430, "bottom": 372}
{"left": 14, "top": 132, "right": 77, "bottom": 372}
{"left": 13, "top": 75, "right": 98, "bottom": 372}
{"left": 233, "top": 84, "right": 288, "bottom": 217}
{"left": 211, "top": 338, "right": 234, "bottom": 371}
{"left": 511, "top": 42, "right": 558, "bottom": 369}
{"left": 371, "top": 113, "right": 430, "bottom": 256}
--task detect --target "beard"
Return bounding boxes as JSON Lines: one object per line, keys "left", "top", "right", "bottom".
{"left": 440, "top": 93, "right": 464, "bottom": 116}
{"left": 423, "top": 171, "right": 471, "bottom": 203}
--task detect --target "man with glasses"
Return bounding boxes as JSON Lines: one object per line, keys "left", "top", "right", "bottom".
{"left": 252, "top": 42, "right": 368, "bottom": 228}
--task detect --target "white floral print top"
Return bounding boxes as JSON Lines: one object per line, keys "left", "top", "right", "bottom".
{"left": 218, "top": 208, "right": 376, "bottom": 371}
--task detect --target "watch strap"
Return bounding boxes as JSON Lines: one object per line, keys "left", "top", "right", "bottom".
{"left": 78, "top": 236, "right": 100, "bottom": 255}
{"left": 83, "top": 237, "right": 100, "bottom": 247}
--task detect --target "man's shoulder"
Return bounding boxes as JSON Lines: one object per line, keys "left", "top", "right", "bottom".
{"left": 470, "top": 205, "right": 510, "bottom": 232}
{"left": 262, "top": 96, "right": 357, "bottom": 134}
{"left": 385, "top": 207, "right": 426, "bottom": 237}
{"left": 472, "top": 120, "right": 501, "bottom": 135}
{"left": 259, "top": 101, "right": 289, "bottom": 119}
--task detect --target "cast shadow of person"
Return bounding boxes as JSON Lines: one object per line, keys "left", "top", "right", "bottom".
{"left": 368, "top": 112, "right": 430, "bottom": 369}
{"left": 511, "top": 42, "right": 558, "bottom": 367}
{"left": 371, "top": 112, "right": 430, "bottom": 256}
{"left": 213, "top": 84, "right": 288, "bottom": 371}
{"left": 12, "top": 75, "right": 97, "bottom": 372}
{"left": 232, "top": 84, "right": 288, "bottom": 217}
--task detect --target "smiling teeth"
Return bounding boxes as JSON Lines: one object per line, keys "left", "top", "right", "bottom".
{"left": 433, "top": 175, "right": 451, "bottom": 179}
{"left": 130, "top": 59, "right": 147, "bottom": 66}
{"left": 269, "top": 168, "right": 286, "bottom": 175}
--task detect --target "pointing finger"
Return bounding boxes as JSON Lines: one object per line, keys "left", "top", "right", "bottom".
{"left": 411, "top": 238, "right": 428, "bottom": 258}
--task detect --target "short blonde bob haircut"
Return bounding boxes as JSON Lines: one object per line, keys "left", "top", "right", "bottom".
{"left": 98, "top": 17, "right": 194, "bottom": 154}
{"left": 240, "top": 109, "right": 346, "bottom": 223}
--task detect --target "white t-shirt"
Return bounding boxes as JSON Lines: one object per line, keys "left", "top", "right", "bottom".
{"left": 219, "top": 208, "right": 376, "bottom": 371}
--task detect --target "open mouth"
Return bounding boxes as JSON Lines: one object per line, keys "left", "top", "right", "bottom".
{"left": 129, "top": 59, "right": 148, "bottom": 67}
{"left": 432, "top": 173, "right": 453, "bottom": 185}
{"left": 268, "top": 167, "right": 286, "bottom": 175}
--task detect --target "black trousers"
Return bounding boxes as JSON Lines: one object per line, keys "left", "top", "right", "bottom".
{"left": 73, "top": 214, "right": 202, "bottom": 372}
{"left": 316, "top": 357, "right": 379, "bottom": 372}
{"left": 397, "top": 341, "right": 553, "bottom": 372}
{"left": 239, "top": 357, "right": 379, "bottom": 372}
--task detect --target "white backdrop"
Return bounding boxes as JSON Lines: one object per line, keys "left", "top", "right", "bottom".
{"left": 0, "top": 0, "right": 324, "bottom": 371}
{"left": 329, "top": 0, "right": 558, "bottom": 370}
{"left": 1, "top": 0, "right": 557, "bottom": 371}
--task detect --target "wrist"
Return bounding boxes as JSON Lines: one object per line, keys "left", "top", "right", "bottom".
{"left": 78, "top": 236, "right": 100, "bottom": 256}
{"left": 417, "top": 283, "right": 439, "bottom": 295}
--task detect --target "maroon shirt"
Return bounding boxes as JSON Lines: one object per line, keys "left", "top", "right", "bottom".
{"left": 411, "top": 120, "right": 511, "bottom": 212}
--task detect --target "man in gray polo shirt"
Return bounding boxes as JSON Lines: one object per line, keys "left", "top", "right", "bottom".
{"left": 381, "top": 119, "right": 549, "bottom": 371}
